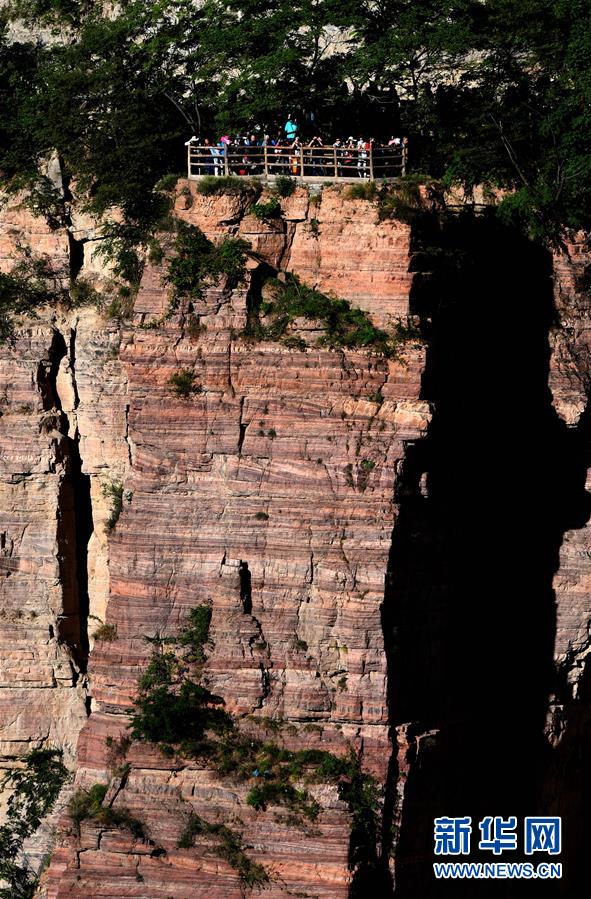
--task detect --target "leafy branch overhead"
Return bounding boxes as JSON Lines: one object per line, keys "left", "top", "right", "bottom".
{"left": 1, "top": 0, "right": 589, "bottom": 242}
{"left": 0, "top": 749, "right": 69, "bottom": 899}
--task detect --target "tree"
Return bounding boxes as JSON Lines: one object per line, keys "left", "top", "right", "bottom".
{"left": 1, "top": 0, "right": 590, "bottom": 244}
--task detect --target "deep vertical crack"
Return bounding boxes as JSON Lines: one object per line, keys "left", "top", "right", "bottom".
{"left": 41, "top": 327, "right": 94, "bottom": 674}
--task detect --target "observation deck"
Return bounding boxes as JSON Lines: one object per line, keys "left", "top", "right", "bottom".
{"left": 187, "top": 142, "right": 407, "bottom": 183}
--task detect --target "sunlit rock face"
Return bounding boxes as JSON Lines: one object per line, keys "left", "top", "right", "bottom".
{"left": 2, "top": 183, "right": 423, "bottom": 897}
{"left": 5, "top": 180, "right": 591, "bottom": 898}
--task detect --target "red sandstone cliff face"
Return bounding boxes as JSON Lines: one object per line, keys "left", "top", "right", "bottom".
{"left": 2, "top": 184, "right": 591, "bottom": 897}
{"left": 0, "top": 183, "right": 428, "bottom": 897}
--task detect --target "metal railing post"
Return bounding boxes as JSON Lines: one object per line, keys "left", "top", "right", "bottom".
{"left": 187, "top": 142, "right": 192, "bottom": 178}
{"left": 300, "top": 145, "right": 304, "bottom": 178}
{"left": 402, "top": 144, "right": 407, "bottom": 176}
{"left": 333, "top": 147, "right": 338, "bottom": 179}
{"left": 224, "top": 148, "right": 229, "bottom": 177}
{"left": 369, "top": 145, "right": 374, "bottom": 181}
{"left": 264, "top": 145, "right": 268, "bottom": 179}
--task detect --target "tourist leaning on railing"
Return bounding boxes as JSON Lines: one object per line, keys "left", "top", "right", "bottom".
{"left": 185, "top": 133, "right": 407, "bottom": 179}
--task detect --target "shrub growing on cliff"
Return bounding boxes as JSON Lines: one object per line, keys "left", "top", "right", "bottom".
{"left": 246, "top": 782, "right": 319, "bottom": 820}
{"left": 93, "top": 622, "right": 118, "bottom": 642}
{"left": 250, "top": 197, "right": 282, "bottom": 220}
{"left": 274, "top": 176, "right": 296, "bottom": 198}
{"left": 377, "top": 177, "right": 429, "bottom": 224}
{"left": 129, "top": 646, "right": 230, "bottom": 745}
{"left": 166, "top": 222, "right": 250, "bottom": 305}
{"left": 178, "top": 813, "right": 270, "bottom": 888}
{"left": 168, "top": 368, "right": 201, "bottom": 398}
{"left": 103, "top": 480, "right": 124, "bottom": 531}
{"left": 194, "top": 176, "right": 260, "bottom": 198}
{"left": 0, "top": 270, "right": 58, "bottom": 343}
{"left": 68, "top": 783, "right": 146, "bottom": 839}
{"left": 0, "top": 748, "right": 69, "bottom": 898}
{"left": 178, "top": 605, "right": 212, "bottom": 663}
{"left": 247, "top": 273, "right": 396, "bottom": 355}
{"left": 345, "top": 182, "right": 377, "bottom": 202}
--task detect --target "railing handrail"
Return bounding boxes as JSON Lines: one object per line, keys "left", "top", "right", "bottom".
{"left": 186, "top": 142, "right": 407, "bottom": 181}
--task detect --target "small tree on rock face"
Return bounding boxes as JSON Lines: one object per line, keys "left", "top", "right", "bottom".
{"left": 166, "top": 222, "right": 250, "bottom": 303}
{"left": 168, "top": 368, "right": 200, "bottom": 397}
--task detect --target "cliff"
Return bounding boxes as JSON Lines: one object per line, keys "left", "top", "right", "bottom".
{"left": 0, "top": 182, "right": 590, "bottom": 898}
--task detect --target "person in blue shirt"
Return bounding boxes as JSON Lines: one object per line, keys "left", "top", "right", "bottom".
{"left": 284, "top": 115, "right": 298, "bottom": 141}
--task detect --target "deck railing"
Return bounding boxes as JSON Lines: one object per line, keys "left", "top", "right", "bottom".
{"left": 187, "top": 143, "right": 407, "bottom": 182}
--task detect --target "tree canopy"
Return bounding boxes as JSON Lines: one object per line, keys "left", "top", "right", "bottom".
{"left": 0, "top": 0, "right": 589, "bottom": 243}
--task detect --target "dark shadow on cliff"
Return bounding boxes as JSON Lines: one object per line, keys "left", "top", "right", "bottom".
{"left": 379, "top": 211, "right": 591, "bottom": 898}
{"left": 42, "top": 328, "right": 93, "bottom": 672}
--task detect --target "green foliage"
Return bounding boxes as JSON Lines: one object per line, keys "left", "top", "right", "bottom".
{"left": 103, "top": 290, "right": 135, "bottom": 321}
{"left": 178, "top": 605, "right": 212, "bottom": 663}
{"left": 129, "top": 611, "right": 228, "bottom": 746}
{"left": 338, "top": 764, "right": 381, "bottom": 867}
{"left": 185, "top": 313, "right": 205, "bottom": 339}
{"left": 168, "top": 368, "right": 201, "bottom": 398}
{"left": 68, "top": 783, "right": 146, "bottom": 840}
{"left": 166, "top": 222, "right": 249, "bottom": 304}
{"left": 249, "top": 273, "right": 396, "bottom": 355}
{"left": 0, "top": 268, "right": 60, "bottom": 343}
{"left": 155, "top": 172, "right": 183, "bottom": 193}
{"left": 246, "top": 782, "right": 319, "bottom": 820}
{"left": 274, "top": 176, "right": 297, "bottom": 198}
{"left": 8, "top": 1, "right": 92, "bottom": 28}
{"left": 0, "top": 273, "right": 42, "bottom": 342}
{"left": 69, "top": 278, "right": 100, "bottom": 307}
{"left": 177, "top": 814, "right": 270, "bottom": 888}
{"left": 147, "top": 239, "right": 164, "bottom": 265}
{"left": 254, "top": 511, "right": 269, "bottom": 521}
{"left": 393, "top": 316, "right": 424, "bottom": 343}
{"left": 377, "top": 177, "right": 428, "bottom": 223}
{"left": 195, "top": 176, "right": 261, "bottom": 198}
{"left": 130, "top": 677, "right": 229, "bottom": 746}
{"left": 215, "top": 236, "right": 251, "bottom": 283}
{"left": 345, "top": 182, "right": 377, "bottom": 201}
{"left": 250, "top": 197, "right": 282, "bottom": 220}
{"left": 103, "top": 480, "right": 124, "bottom": 531}
{"left": 0, "top": 749, "right": 68, "bottom": 899}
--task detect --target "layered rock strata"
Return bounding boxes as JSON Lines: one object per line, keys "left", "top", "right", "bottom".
{"left": 3, "top": 183, "right": 590, "bottom": 897}
{"left": 0, "top": 184, "right": 428, "bottom": 897}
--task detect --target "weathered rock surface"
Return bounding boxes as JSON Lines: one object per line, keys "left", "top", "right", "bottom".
{"left": 33, "top": 185, "right": 428, "bottom": 897}
{"left": 3, "top": 183, "right": 591, "bottom": 897}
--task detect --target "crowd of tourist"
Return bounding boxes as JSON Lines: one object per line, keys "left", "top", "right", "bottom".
{"left": 186, "top": 116, "right": 408, "bottom": 178}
